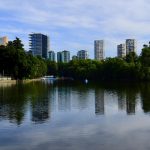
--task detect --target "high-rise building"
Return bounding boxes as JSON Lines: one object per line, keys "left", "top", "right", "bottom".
{"left": 57, "top": 52, "right": 62, "bottom": 62}
{"left": 0, "top": 36, "right": 8, "bottom": 46}
{"left": 29, "top": 33, "right": 49, "bottom": 59}
{"left": 77, "top": 50, "right": 89, "bottom": 60}
{"left": 48, "top": 51, "right": 55, "bottom": 61}
{"left": 57, "top": 51, "right": 70, "bottom": 63}
{"left": 94, "top": 40, "right": 104, "bottom": 60}
{"left": 117, "top": 44, "right": 126, "bottom": 58}
{"left": 61, "top": 50, "right": 70, "bottom": 63}
{"left": 126, "top": 39, "right": 137, "bottom": 54}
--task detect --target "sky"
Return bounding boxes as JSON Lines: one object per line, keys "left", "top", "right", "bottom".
{"left": 0, "top": 0, "right": 150, "bottom": 58}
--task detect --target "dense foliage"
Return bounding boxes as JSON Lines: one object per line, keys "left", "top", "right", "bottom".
{"left": 1, "top": 38, "right": 150, "bottom": 81}
{"left": 0, "top": 38, "right": 47, "bottom": 79}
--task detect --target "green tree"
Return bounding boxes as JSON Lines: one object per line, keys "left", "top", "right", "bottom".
{"left": 46, "top": 60, "right": 57, "bottom": 76}
{"left": 126, "top": 52, "right": 138, "bottom": 64}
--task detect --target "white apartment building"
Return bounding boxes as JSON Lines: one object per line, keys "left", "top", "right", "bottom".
{"left": 117, "top": 44, "right": 126, "bottom": 58}
{"left": 126, "top": 39, "right": 137, "bottom": 54}
{"left": 94, "top": 40, "right": 104, "bottom": 60}
{"left": 48, "top": 51, "right": 55, "bottom": 61}
{"left": 77, "top": 50, "right": 88, "bottom": 60}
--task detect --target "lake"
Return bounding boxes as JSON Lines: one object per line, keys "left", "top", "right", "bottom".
{"left": 0, "top": 81, "right": 150, "bottom": 150}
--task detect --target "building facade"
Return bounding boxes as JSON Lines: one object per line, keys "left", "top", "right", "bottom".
{"left": 126, "top": 39, "right": 137, "bottom": 54}
{"left": 57, "top": 51, "right": 70, "bottom": 63}
{"left": 29, "top": 33, "right": 49, "bottom": 59}
{"left": 57, "top": 52, "right": 62, "bottom": 62}
{"left": 61, "top": 50, "right": 70, "bottom": 63}
{"left": 77, "top": 50, "right": 89, "bottom": 60}
{"left": 0, "top": 36, "right": 8, "bottom": 46}
{"left": 117, "top": 44, "right": 126, "bottom": 58}
{"left": 48, "top": 51, "right": 55, "bottom": 61}
{"left": 94, "top": 40, "right": 104, "bottom": 60}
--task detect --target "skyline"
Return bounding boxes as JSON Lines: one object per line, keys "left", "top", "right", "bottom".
{"left": 0, "top": 0, "right": 150, "bottom": 58}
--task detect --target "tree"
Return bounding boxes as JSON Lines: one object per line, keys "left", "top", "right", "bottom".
{"left": 46, "top": 60, "right": 57, "bottom": 76}
{"left": 126, "top": 52, "right": 138, "bottom": 64}
{"left": 0, "top": 38, "right": 47, "bottom": 79}
{"left": 140, "top": 46, "right": 150, "bottom": 67}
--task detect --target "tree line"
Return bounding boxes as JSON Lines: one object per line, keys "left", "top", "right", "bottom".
{"left": 47, "top": 42, "right": 150, "bottom": 81}
{"left": 1, "top": 38, "right": 150, "bottom": 81}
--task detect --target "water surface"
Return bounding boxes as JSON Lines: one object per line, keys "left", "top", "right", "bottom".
{"left": 0, "top": 81, "right": 150, "bottom": 150}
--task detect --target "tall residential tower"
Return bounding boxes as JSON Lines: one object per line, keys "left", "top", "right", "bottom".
{"left": 117, "top": 44, "right": 126, "bottom": 58}
{"left": 29, "top": 33, "right": 49, "bottom": 59}
{"left": 57, "top": 51, "right": 70, "bottom": 63}
{"left": 48, "top": 51, "right": 55, "bottom": 61}
{"left": 94, "top": 40, "right": 104, "bottom": 60}
{"left": 77, "top": 50, "right": 89, "bottom": 60}
{"left": 61, "top": 50, "right": 70, "bottom": 63}
{"left": 126, "top": 39, "right": 137, "bottom": 54}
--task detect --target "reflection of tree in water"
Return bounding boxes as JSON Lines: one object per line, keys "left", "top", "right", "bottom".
{"left": 0, "top": 82, "right": 51, "bottom": 125}
{"left": 31, "top": 97, "right": 49, "bottom": 123}
{"left": 140, "top": 84, "right": 150, "bottom": 113}
{"left": 95, "top": 88, "right": 105, "bottom": 115}
{"left": 0, "top": 84, "right": 27, "bottom": 125}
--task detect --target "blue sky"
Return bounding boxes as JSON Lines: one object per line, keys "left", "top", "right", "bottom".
{"left": 0, "top": 0, "right": 150, "bottom": 58}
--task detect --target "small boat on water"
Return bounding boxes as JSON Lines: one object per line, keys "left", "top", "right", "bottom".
{"left": 41, "top": 75, "right": 56, "bottom": 80}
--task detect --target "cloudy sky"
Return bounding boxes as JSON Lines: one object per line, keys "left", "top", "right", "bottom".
{"left": 0, "top": 0, "right": 149, "bottom": 58}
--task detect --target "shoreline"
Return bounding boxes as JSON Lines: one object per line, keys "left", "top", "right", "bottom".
{"left": 0, "top": 78, "right": 41, "bottom": 84}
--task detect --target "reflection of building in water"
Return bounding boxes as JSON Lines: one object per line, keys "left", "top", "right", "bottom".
{"left": 48, "top": 87, "right": 57, "bottom": 112}
{"left": 58, "top": 87, "right": 71, "bottom": 111}
{"left": 95, "top": 89, "right": 105, "bottom": 115}
{"left": 117, "top": 92, "right": 126, "bottom": 111}
{"left": 126, "top": 91, "right": 136, "bottom": 115}
{"left": 31, "top": 97, "right": 50, "bottom": 123}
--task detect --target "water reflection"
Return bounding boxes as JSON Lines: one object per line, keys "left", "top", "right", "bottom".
{"left": 95, "top": 89, "right": 105, "bottom": 115}
{"left": 0, "top": 84, "right": 26, "bottom": 125}
{"left": 0, "top": 82, "right": 150, "bottom": 125}
{"left": 58, "top": 86, "right": 71, "bottom": 111}
{"left": 31, "top": 97, "right": 50, "bottom": 124}
{"left": 117, "top": 91, "right": 126, "bottom": 111}
{"left": 1, "top": 82, "right": 150, "bottom": 150}
{"left": 75, "top": 86, "right": 92, "bottom": 110}
{"left": 140, "top": 84, "right": 150, "bottom": 113}
{"left": 126, "top": 89, "right": 137, "bottom": 115}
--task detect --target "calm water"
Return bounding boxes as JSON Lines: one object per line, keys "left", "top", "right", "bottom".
{"left": 0, "top": 81, "right": 150, "bottom": 150}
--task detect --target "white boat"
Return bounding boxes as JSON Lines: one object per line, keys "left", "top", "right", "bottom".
{"left": 41, "top": 76, "right": 55, "bottom": 80}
